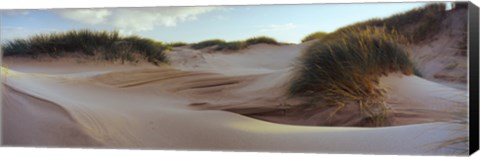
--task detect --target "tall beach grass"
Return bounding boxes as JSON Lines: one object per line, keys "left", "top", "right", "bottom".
{"left": 244, "top": 36, "right": 279, "bottom": 46}
{"left": 301, "top": 3, "right": 449, "bottom": 44}
{"left": 190, "top": 39, "right": 227, "bottom": 50}
{"left": 191, "top": 36, "right": 281, "bottom": 51}
{"left": 167, "top": 42, "right": 188, "bottom": 47}
{"left": 333, "top": 3, "right": 447, "bottom": 43}
{"left": 301, "top": 31, "right": 328, "bottom": 43}
{"left": 289, "top": 27, "right": 415, "bottom": 126}
{"left": 1, "top": 30, "right": 169, "bottom": 65}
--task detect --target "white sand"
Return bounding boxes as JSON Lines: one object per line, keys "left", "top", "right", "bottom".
{"left": 0, "top": 42, "right": 468, "bottom": 155}
{"left": 2, "top": 66, "right": 465, "bottom": 154}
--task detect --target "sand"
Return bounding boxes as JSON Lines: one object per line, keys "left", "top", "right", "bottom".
{"left": 408, "top": 8, "right": 468, "bottom": 90}
{"left": 0, "top": 41, "right": 469, "bottom": 155}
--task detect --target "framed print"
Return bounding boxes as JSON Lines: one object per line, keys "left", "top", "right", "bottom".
{"left": 1, "top": 1, "right": 479, "bottom": 156}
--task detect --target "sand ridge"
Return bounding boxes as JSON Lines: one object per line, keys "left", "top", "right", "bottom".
{"left": 0, "top": 42, "right": 468, "bottom": 154}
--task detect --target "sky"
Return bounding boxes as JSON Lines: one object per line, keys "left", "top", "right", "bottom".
{"left": 0, "top": 2, "right": 439, "bottom": 44}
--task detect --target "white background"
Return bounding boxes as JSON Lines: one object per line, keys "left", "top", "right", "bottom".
{"left": 1, "top": 0, "right": 479, "bottom": 157}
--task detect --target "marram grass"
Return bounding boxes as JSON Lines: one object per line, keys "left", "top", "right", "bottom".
{"left": 191, "top": 39, "right": 227, "bottom": 50}
{"left": 289, "top": 27, "right": 415, "bottom": 126}
{"left": 191, "top": 36, "right": 280, "bottom": 51}
{"left": 244, "top": 36, "right": 279, "bottom": 46}
{"left": 329, "top": 3, "right": 447, "bottom": 43}
{"left": 301, "top": 31, "right": 328, "bottom": 43}
{"left": 167, "top": 42, "right": 188, "bottom": 47}
{"left": 1, "top": 30, "right": 169, "bottom": 65}
{"left": 301, "top": 3, "right": 449, "bottom": 45}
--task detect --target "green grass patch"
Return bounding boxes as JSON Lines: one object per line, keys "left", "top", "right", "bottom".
{"left": 1, "top": 30, "right": 169, "bottom": 65}
{"left": 244, "top": 36, "right": 279, "bottom": 46}
{"left": 215, "top": 41, "right": 247, "bottom": 51}
{"left": 167, "top": 42, "right": 188, "bottom": 47}
{"left": 191, "top": 36, "right": 281, "bottom": 51}
{"left": 289, "top": 28, "right": 415, "bottom": 126}
{"left": 191, "top": 39, "right": 227, "bottom": 49}
{"left": 301, "top": 31, "right": 328, "bottom": 43}
{"left": 317, "top": 3, "right": 448, "bottom": 44}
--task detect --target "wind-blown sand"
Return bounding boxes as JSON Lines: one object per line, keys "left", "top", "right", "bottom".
{"left": 1, "top": 43, "right": 468, "bottom": 155}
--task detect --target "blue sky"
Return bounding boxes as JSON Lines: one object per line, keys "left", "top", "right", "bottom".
{"left": 1, "top": 2, "right": 439, "bottom": 43}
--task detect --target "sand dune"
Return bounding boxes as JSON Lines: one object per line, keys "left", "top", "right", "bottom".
{"left": 0, "top": 43, "right": 468, "bottom": 155}
{"left": 409, "top": 8, "right": 468, "bottom": 90}
{"left": 2, "top": 84, "right": 101, "bottom": 147}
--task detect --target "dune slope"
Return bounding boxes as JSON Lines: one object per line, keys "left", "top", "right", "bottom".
{"left": 1, "top": 42, "right": 468, "bottom": 155}
{"left": 0, "top": 66, "right": 467, "bottom": 155}
{"left": 409, "top": 8, "right": 468, "bottom": 89}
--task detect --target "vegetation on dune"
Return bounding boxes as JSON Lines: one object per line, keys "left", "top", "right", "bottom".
{"left": 244, "top": 36, "right": 279, "bottom": 46}
{"left": 215, "top": 41, "right": 247, "bottom": 51}
{"left": 190, "top": 39, "right": 227, "bottom": 49}
{"left": 1, "top": 30, "right": 169, "bottom": 65}
{"left": 295, "top": 3, "right": 452, "bottom": 79}
{"left": 301, "top": 31, "right": 328, "bottom": 43}
{"left": 383, "top": 3, "right": 447, "bottom": 42}
{"left": 289, "top": 28, "right": 415, "bottom": 126}
{"left": 308, "top": 3, "right": 449, "bottom": 44}
{"left": 167, "top": 42, "right": 188, "bottom": 47}
{"left": 191, "top": 36, "right": 281, "bottom": 51}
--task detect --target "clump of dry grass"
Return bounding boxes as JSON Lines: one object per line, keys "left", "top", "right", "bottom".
{"left": 167, "top": 42, "right": 188, "bottom": 47}
{"left": 244, "top": 36, "right": 279, "bottom": 46}
{"left": 289, "top": 27, "right": 415, "bottom": 126}
{"left": 301, "top": 31, "right": 328, "bottom": 43}
{"left": 191, "top": 39, "right": 227, "bottom": 49}
{"left": 215, "top": 41, "right": 247, "bottom": 51}
{"left": 324, "top": 3, "right": 448, "bottom": 43}
{"left": 1, "top": 30, "right": 169, "bottom": 65}
{"left": 191, "top": 36, "right": 281, "bottom": 51}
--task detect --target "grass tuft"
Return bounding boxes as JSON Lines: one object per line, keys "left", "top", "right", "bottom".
{"left": 320, "top": 3, "right": 447, "bottom": 43}
{"left": 1, "top": 30, "right": 169, "bottom": 65}
{"left": 191, "top": 36, "right": 281, "bottom": 52}
{"left": 191, "top": 39, "right": 226, "bottom": 49}
{"left": 301, "top": 31, "right": 328, "bottom": 43}
{"left": 167, "top": 42, "right": 188, "bottom": 47}
{"left": 289, "top": 27, "right": 415, "bottom": 126}
{"left": 216, "top": 41, "right": 247, "bottom": 51}
{"left": 244, "top": 36, "right": 279, "bottom": 46}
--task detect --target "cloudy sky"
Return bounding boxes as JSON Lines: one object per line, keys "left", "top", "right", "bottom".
{"left": 1, "top": 2, "right": 434, "bottom": 43}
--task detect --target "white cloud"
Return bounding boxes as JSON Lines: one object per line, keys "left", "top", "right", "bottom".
{"left": 55, "top": 7, "right": 221, "bottom": 33}
{"left": 257, "top": 23, "right": 298, "bottom": 32}
{"left": 57, "top": 9, "right": 112, "bottom": 25}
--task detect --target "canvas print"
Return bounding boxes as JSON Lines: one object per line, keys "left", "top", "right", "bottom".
{"left": 0, "top": 2, "right": 474, "bottom": 156}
